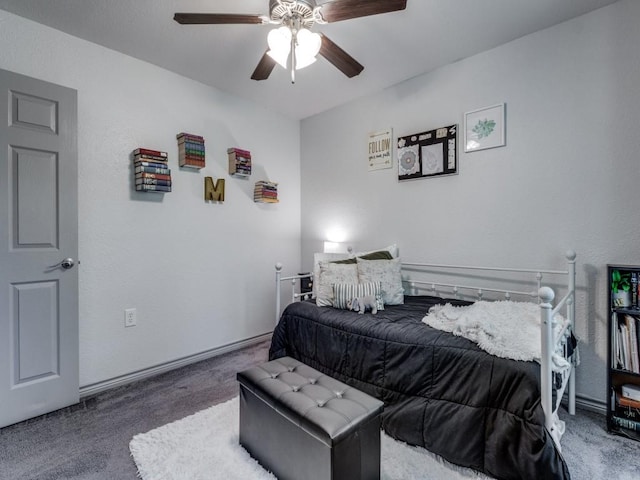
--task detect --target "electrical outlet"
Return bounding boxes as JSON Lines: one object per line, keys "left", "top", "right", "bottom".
{"left": 124, "top": 308, "right": 137, "bottom": 327}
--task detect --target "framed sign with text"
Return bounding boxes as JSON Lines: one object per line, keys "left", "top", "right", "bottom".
{"left": 368, "top": 129, "right": 393, "bottom": 171}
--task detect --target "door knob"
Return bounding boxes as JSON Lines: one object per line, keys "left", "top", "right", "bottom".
{"left": 60, "top": 258, "right": 75, "bottom": 270}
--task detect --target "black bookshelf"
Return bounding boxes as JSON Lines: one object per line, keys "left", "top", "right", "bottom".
{"left": 606, "top": 264, "right": 640, "bottom": 441}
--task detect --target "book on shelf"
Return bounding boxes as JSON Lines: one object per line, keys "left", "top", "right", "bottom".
{"left": 136, "top": 172, "right": 171, "bottom": 181}
{"left": 178, "top": 143, "right": 205, "bottom": 153}
{"left": 254, "top": 180, "right": 279, "bottom": 203}
{"left": 177, "top": 132, "right": 204, "bottom": 141}
{"left": 135, "top": 178, "right": 172, "bottom": 186}
{"left": 628, "top": 314, "right": 640, "bottom": 373}
{"left": 135, "top": 184, "right": 171, "bottom": 192}
{"left": 227, "top": 147, "right": 251, "bottom": 157}
{"left": 618, "top": 391, "right": 640, "bottom": 409}
{"left": 179, "top": 155, "right": 205, "bottom": 168}
{"left": 134, "top": 153, "right": 168, "bottom": 163}
{"left": 179, "top": 162, "right": 204, "bottom": 169}
{"left": 135, "top": 165, "right": 171, "bottom": 175}
{"left": 134, "top": 160, "right": 169, "bottom": 169}
{"left": 616, "top": 314, "right": 640, "bottom": 373}
{"left": 615, "top": 404, "right": 640, "bottom": 422}
{"left": 177, "top": 133, "right": 205, "bottom": 169}
{"left": 622, "top": 383, "right": 640, "bottom": 402}
{"left": 228, "top": 147, "right": 252, "bottom": 176}
{"left": 133, "top": 148, "right": 167, "bottom": 158}
{"left": 611, "top": 415, "right": 640, "bottom": 432}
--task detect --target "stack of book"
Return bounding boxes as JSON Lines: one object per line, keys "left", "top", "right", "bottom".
{"left": 228, "top": 147, "right": 252, "bottom": 177}
{"left": 177, "top": 132, "right": 205, "bottom": 169}
{"left": 134, "top": 148, "right": 172, "bottom": 193}
{"left": 254, "top": 180, "right": 278, "bottom": 203}
{"left": 612, "top": 386, "right": 640, "bottom": 432}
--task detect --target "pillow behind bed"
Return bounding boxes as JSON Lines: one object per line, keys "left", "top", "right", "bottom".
{"left": 357, "top": 257, "right": 404, "bottom": 305}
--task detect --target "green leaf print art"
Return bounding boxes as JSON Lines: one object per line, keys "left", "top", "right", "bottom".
{"left": 472, "top": 118, "right": 496, "bottom": 139}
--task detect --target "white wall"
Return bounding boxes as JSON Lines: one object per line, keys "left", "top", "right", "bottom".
{"left": 0, "top": 11, "right": 301, "bottom": 387}
{"left": 300, "top": 0, "right": 640, "bottom": 405}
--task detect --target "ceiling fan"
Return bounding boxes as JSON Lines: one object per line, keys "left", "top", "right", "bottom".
{"left": 174, "top": 0, "right": 407, "bottom": 83}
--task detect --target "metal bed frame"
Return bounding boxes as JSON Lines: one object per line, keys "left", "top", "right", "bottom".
{"left": 275, "top": 250, "right": 577, "bottom": 448}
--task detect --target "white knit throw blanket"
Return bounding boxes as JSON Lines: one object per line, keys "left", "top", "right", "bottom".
{"left": 422, "top": 301, "right": 564, "bottom": 363}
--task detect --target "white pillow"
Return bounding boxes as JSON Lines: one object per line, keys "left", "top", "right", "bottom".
{"left": 312, "top": 252, "right": 351, "bottom": 298}
{"left": 357, "top": 257, "right": 404, "bottom": 305}
{"left": 316, "top": 261, "right": 358, "bottom": 307}
{"left": 333, "top": 281, "right": 384, "bottom": 312}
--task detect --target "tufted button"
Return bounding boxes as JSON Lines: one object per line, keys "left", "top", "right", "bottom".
{"left": 309, "top": 378, "right": 316, "bottom": 385}
{"left": 271, "top": 373, "right": 279, "bottom": 379}
{"left": 292, "top": 386, "right": 299, "bottom": 392}
{"left": 335, "top": 391, "right": 343, "bottom": 398}
{"left": 317, "top": 401, "right": 325, "bottom": 408}
{"left": 288, "top": 366, "right": 295, "bottom": 372}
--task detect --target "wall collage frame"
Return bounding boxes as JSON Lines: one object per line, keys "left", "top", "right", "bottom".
{"left": 368, "top": 103, "right": 506, "bottom": 181}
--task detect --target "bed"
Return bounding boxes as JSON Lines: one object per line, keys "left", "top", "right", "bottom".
{"left": 269, "top": 249, "right": 577, "bottom": 480}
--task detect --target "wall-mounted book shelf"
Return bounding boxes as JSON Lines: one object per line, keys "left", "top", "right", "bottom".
{"left": 178, "top": 133, "right": 205, "bottom": 169}
{"left": 228, "top": 147, "right": 252, "bottom": 177}
{"left": 254, "top": 180, "right": 278, "bottom": 203}
{"left": 133, "top": 148, "right": 171, "bottom": 193}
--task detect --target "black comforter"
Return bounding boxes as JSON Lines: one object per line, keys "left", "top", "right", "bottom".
{"left": 269, "top": 295, "right": 570, "bottom": 480}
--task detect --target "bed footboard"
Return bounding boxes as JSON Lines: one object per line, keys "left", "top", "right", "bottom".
{"left": 539, "top": 251, "right": 577, "bottom": 448}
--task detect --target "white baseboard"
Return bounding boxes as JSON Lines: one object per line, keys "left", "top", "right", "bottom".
{"left": 574, "top": 393, "right": 606, "bottom": 415}
{"left": 79, "top": 333, "right": 272, "bottom": 399}
{"left": 79, "top": 334, "right": 609, "bottom": 417}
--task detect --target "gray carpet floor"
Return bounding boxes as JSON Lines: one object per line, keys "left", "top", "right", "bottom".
{"left": 0, "top": 338, "right": 638, "bottom": 480}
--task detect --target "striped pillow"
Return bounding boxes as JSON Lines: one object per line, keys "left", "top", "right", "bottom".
{"left": 332, "top": 282, "right": 384, "bottom": 312}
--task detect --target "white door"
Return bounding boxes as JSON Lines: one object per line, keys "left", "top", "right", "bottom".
{"left": 0, "top": 68, "right": 78, "bottom": 428}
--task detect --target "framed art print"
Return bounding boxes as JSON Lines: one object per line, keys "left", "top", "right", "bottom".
{"left": 397, "top": 124, "right": 457, "bottom": 181}
{"left": 464, "top": 103, "right": 506, "bottom": 152}
{"left": 368, "top": 128, "right": 393, "bottom": 171}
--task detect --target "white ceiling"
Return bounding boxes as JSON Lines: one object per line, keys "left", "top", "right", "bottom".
{"left": 0, "top": 0, "right": 618, "bottom": 119}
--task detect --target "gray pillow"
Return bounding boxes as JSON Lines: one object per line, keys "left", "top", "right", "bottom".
{"left": 316, "top": 261, "right": 358, "bottom": 307}
{"left": 356, "top": 257, "right": 404, "bottom": 305}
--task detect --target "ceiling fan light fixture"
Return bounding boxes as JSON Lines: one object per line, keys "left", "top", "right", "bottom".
{"left": 294, "top": 28, "right": 321, "bottom": 70}
{"left": 267, "top": 26, "right": 292, "bottom": 67}
{"left": 267, "top": 48, "right": 290, "bottom": 69}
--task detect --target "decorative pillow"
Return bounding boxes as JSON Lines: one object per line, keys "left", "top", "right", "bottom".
{"left": 312, "top": 252, "right": 351, "bottom": 298}
{"left": 316, "top": 261, "right": 358, "bottom": 307}
{"left": 353, "top": 244, "right": 399, "bottom": 259}
{"left": 357, "top": 257, "right": 404, "bottom": 305}
{"left": 331, "top": 250, "right": 394, "bottom": 264}
{"left": 333, "top": 281, "right": 384, "bottom": 312}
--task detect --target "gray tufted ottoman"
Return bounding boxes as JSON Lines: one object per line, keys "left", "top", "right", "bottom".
{"left": 237, "top": 356, "right": 384, "bottom": 480}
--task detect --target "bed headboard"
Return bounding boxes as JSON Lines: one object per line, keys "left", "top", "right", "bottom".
{"left": 401, "top": 250, "right": 576, "bottom": 304}
{"left": 276, "top": 250, "right": 576, "bottom": 325}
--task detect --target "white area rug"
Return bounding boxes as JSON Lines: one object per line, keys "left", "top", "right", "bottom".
{"left": 130, "top": 397, "right": 491, "bottom": 480}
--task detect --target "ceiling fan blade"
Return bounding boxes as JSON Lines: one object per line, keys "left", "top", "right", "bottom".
{"left": 319, "top": 34, "right": 364, "bottom": 78}
{"left": 317, "top": 0, "right": 407, "bottom": 23}
{"left": 173, "top": 13, "right": 265, "bottom": 25}
{"left": 251, "top": 52, "right": 277, "bottom": 81}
